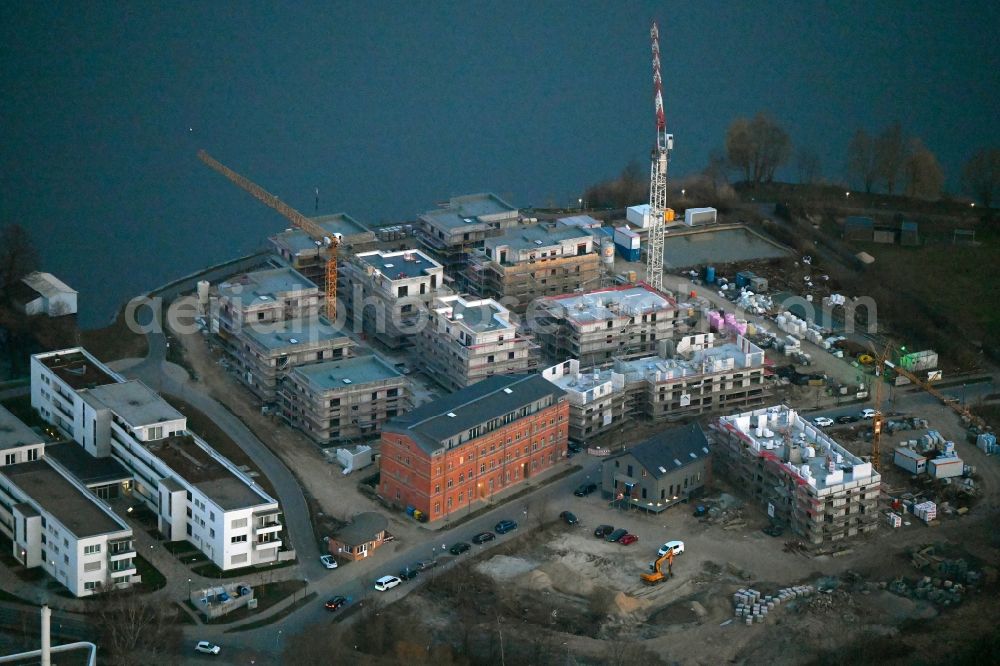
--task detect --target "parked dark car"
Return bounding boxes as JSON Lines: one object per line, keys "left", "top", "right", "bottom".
{"left": 495, "top": 520, "right": 518, "bottom": 534}
{"left": 449, "top": 542, "right": 471, "bottom": 555}
{"left": 472, "top": 531, "right": 496, "bottom": 544}
{"left": 606, "top": 528, "right": 629, "bottom": 543}
{"left": 414, "top": 560, "right": 438, "bottom": 571}
{"left": 324, "top": 596, "right": 348, "bottom": 611}
{"left": 594, "top": 524, "right": 614, "bottom": 538}
{"left": 836, "top": 414, "right": 859, "bottom": 424}
{"left": 398, "top": 568, "right": 419, "bottom": 581}
{"left": 762, "top": 524, "right": 784, "bottom": 537}
{"left": 559, "top": 511, "right": 579, "bottom": 525}
{"left": 574, "top": 483, "right": 598, "bottom": 497}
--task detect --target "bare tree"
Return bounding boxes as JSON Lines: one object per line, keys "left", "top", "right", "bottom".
{"left": 725, "top": 113, "right": 791, "bottom": 186}
{"left": 847, "top": 129, "right": 878, "bottom": 193}
{"left": 796, "top": 147, "right": 822, "bottom": 185}
{"left": 93, "top": 588, "right": 182, "bottom": 666}
{"left": 702, "top": 148, "right": 730, "bottom": 193}
{"left": 875, "top": 121, "right": 908, "bottom": 195}
{"left": 583, "top": 160, "right": 648, "bottom": 209}
{"left": 962, "top": 147, "right": 1000, "bottom": 210}
{"left": 0, "top": 224, "right": 39, "bottom": 293}
{"left": 903, "top": 139, "right": 944, "bottom": 199}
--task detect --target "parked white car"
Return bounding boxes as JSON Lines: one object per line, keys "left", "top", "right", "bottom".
{"left": 657, "top": 540, "right": 685, "bottom": 557}
{"left": 860, "top": 408, "right": 876, "bottom": 419}
{"left": 374, "top": 575, "right": 401, "bottom": 591}
{"left": 320, "top": 555, "right": 338, "bottom": 569}
{"left": 195, "top": 641, "right": 221, "bottom": 655}
{"left": 813, "top": 417, "right": 834, "bottom": 427}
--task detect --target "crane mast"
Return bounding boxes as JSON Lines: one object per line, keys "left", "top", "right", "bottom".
{"left": 197, "top": 150, "right": 340, "bottom": 320}
{"left": 645, "top": 21, "right": 673, "bottom": 293}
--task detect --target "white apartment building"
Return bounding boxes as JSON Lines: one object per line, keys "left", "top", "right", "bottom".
{"left": 0, "top": 455, "right": 135, "bottom": 597}
{"left": 31, "top": 348, "right": 284, "bottom": 571}
{"left": 417, "top": 294, "right": 538, "bottom": 391}
{"left": 0, "top": 405, "right": 44, "bottom": 467}
{"left": 339, "top": 249, "right": 447, "bottom": 349}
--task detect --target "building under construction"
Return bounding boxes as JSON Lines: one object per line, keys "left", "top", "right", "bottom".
{"left": 533, "top": 284, "right": 677, "bottom": 367}
{"left": 712, "top": 405, "right": 881, "bottom": 545}
{"left": 417, "top": 294, "right": 538, "bottom": 391}
{"left": 542, "top": 334, "right": 769, "bottom": 443}
{"left": 268, "top": 213, "right": 376, "bottom": 286}
{"left": 463, "top": 222, "right": 600, "bottom": 312}
{"left": 417, "top": 193, "right": 520, "bottom": 271}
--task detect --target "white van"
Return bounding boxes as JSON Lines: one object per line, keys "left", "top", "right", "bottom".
{"left": 374, "top": 575, "right": 401, "bottom": 592}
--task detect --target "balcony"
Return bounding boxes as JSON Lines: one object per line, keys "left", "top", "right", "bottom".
{"left": 254, "top": 537, "right": 282, "bottom": 551}
{"left": 109, "top": 558, "right": 136, "bottom": 575}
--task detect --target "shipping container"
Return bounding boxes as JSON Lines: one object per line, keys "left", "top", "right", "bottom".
{"left": 684, "top": 207, "right": 718, "bottom": 226}
{"left": 928, "top": 456, "right": 964, "bottom": 479}
{"left": 893, "top": 447, "right": 927, "bottom": 475}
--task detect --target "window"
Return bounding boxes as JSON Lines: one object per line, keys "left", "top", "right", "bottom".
{"left": 231, "top": 535, "right": 248, "bottom": 543}
{"left": 84, "top": 581, "right": 98, "bottom": 591}
{"left": 231, "top": 518, "right": 248, "bottom": 529}
{"left": 210, "top": 529, "right": 215, "bottom": 538}
{"left": 84, "top": 544, "right": 101, "bottom": 555}
{"left": 84, "top": 561, "right": 102, "bottom": 572}
{"left": 27, "top": 449, "right": 39, "bottom": 462}
{"left": 627, "top": 465, "right": 633, "bottom": 477}
{"left": 231, "top": 553, "right": 248, "bottom": 565}
{"left": 3, "top": 454, "right": 13, "bottom": 465}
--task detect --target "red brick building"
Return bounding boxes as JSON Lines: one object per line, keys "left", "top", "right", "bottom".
{"left": 379, "top": 374, "right": 568, "bottom": 521}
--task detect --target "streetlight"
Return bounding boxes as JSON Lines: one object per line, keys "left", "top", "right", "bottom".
{"left": 276, "top": 629, "right": 282, "bottom": 650}
{"left": 680, "top": 188, "right": 686, "bottom": 198}
{"left": 187, "top": 577, "right": 192, "bottom": 600}
{"left": 578, "top": 198, "right": 583, "bottom": 210}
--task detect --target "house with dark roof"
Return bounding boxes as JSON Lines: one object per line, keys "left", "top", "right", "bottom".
{"left": 379, "top": 374, "right": 568, "bottom": 522}
{"left": 602, "top": 422, "right": 711, "bottom": 512}
{"left": 328, "top": 512, "right": 388, "bottom": 561}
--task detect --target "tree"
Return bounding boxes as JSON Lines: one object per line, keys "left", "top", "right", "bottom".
{"left": 903, "top": 139, "right": 944, "bottom": 199}
{"left": 796, "top": 147, "right": 822, "bottom": 185}
{"left": 702, "top": 148, "right": 730, "bottom": 193}
{"left": 847, "top": 129, "right": 878, "bottom": 193}
{"left": 0, "top": 224, "right": 39, "bottom": 293}
{"left": 583, "top": 160, "right": 648, "bottom": 209}
{"left": 93, "top": 588, "right": 182, "bottom": 666}
{"left": 962, "top": 147, "right": 1000, "bottom": 210}
{"left": 725, "top": 113, "right": 791, "bottom": 186}
{"left": 875, "top": 121, "right": 907, "bottom": 195}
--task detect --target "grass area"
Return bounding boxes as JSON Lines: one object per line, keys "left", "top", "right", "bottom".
{"left": 80, "top": 307, "right": 148, "bottom": 363}
{"left": 971, "top": 404, "right": 1000, "bottom": 431}
{"left": 162, "top": 540, "right": 199, "bottom": 555}
{"left": 134, "top": 554, "right": 166, "bottom": 592}
{"left": 159, "top": 394, "right": 277, "bottom": 498}
{"left": 191, "top": 558, "right": 296, "bottom": 580}
{"left": 174, "top": 602, "right": 199, "bottom": 625}
{"left": 196, "top": 580, "right": 306, "bottom": 624}
{"left": 0, "top": 588, "right": 37, "bottom": 606}
{"left": 225, "top": 592, "right": 318, "bottom": 633}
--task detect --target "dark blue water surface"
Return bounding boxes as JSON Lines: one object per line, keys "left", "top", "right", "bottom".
{"left": 2, "top": 1, "right": 997, "bottom": 327}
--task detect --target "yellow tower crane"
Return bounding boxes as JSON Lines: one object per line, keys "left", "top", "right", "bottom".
{"left": 197, "top": 150, "right": 340, "bottom": 320}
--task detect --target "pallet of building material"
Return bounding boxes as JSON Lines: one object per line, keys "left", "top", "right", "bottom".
{"left": 886, "top": 512, "right": 902, "bottom": 528}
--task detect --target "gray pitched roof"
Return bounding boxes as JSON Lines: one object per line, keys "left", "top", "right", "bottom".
{"left": 383, "top": 374, "right": 566, "bottom": 454}
{"left": 617, "top": 423, "right": 710, "bottom": 479}
{"left": 334, "top": 512, "right": 388, "bottom": 546}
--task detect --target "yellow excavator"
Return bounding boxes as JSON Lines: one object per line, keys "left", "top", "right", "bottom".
{"left": 641, "top": 549, "right": 675, "bottom": 585}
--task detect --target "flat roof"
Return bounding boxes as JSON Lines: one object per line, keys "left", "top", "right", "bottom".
{"left": 3, "top": 460, "right": 128, "bottom": 538}
{"left": 272, "top": 213, "right": 372, "bottom": 253}
{"left": 218, "top": 267, "right": 318, "bottom": 308}
{"left": 144, "top": 434, "right": 270, "bottom": 511}
{"left": 435, "top": 297, "right": 510, "bottom": 333}
{"left": 420, "top": 207, "right": 478, "bottom": 231}
{"left": 356, "top": 249, "right": 442, "bottom": 280}
{"left": 544, "top": 284, "right": 676, "bottom": 323}
{"left": 618, "top": 340, "right": 762, "bottom": 383}
{"left": 22, "top": 272, "right": 77, "bottom": 298}
{"left": 0, "top": 406, "right": 43, "bottom": 451}
{"left": 716, "top": 405, "right": 880, "bottom": 493}
{"left": 82, "top": 381, "right": 184, "bottom": 428}
{"left": 485, "top": 224, "right": 591, "bottom": 254}
{"left": 45, "top": 442, "right": 133, "bottom": 486}
{"left": 291, "top": 355, "right": 402, "bottom": 392}
{"left": 36, "top": 349, "right": 120, "bottom": 390}
{"left": 450, "top": 193, "right": 517, "bottom": 218}
{"left": 241, "top": 317, "right": 349, "bottom": 351}
{"left": 384, "top": 375, "right": 564, "bottom": 454}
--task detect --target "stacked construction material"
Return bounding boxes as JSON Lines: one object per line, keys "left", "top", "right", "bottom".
{"left": 886, "top": 512, "right": 902, "bottom": 528}
{"left": 731, "top": 585, "right": 815, "bottom": 626}
{"left": 913, "top": 501, "right": 937, "bottom": 523}
{"left": 977, "top": 432, "right": 998, "bottom": 455}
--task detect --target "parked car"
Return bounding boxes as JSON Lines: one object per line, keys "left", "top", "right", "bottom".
{"left": 398, "top": 567, "right": 419, "bottom": 581}
{"left": 606, "top": 528, "right": 628, "bottom": 543}
{"left": 495, "top": 519, "right": 518, "bottom": 534}
{"left": 559, "top": 511, "right": 578, "bottom": 525}
{"left": 567, "top": 442, "right": 583, "bottom": 454}
{"left": 860, "top": 408, "right": 876, "bottom": 419}
{"left": 574, "top": 483, "right": 598, "bottom": 497}
{"left": 657, "top": 540, "right": 685, "bottom": 557}
{"left": 324, "top": 596, "right": 348, "bottom": 611}
{"left": 619, "top": 534, "right": 639, "bottom": 546}
{"left": 813, "top": 416, "right": 834, "bottom": 427}
{"left": 594, "top": 524, "right": 614, "bottom": 538}
{"left": 374, "top": 575, "right": 402, "bottom": 591}
{"left": 195, "top": 641, "right": 221, "bottom": 655}
{"left": 449, "top": 542, "right": 471, "bottom": 555}
{"left": 472, "top": 531, "right": 496, "bottom": 544}
{"left": 836, "top": 414, "right": 859, "bottom": 424}
{"left": 320, "top": 555, "right": 338, "bottom": 569}
{"left": 414, "top": 560, "right": 438, "bottom": 571}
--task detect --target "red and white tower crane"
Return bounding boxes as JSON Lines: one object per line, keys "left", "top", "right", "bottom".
{"left": 645, "top": 21, "right": 673, "bottom": 293}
